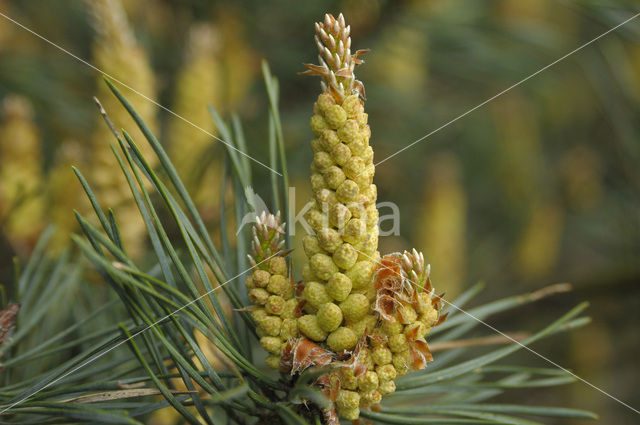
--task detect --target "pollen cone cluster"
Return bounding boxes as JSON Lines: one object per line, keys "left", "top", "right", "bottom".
{"left": 370, "top": 251, "right": 446, "bottom": 374}
{"left": 244, "top": 14, "right": 446, "bottom": 423}
{"left": 0, "top": 96, "right": 45, "bottom": 253}
{"left": 167, "top": 23, "right": 223, "bottom": 207}
{"left": 87, "top": 0, "right": 158, "bottom": 257}
{"left": 245, "top": 213, "right": 298, "bottom": 369}
{"left": 299, "top": 13, "right": 378, "bottom": 357}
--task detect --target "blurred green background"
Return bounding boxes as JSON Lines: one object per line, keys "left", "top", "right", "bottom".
{"left": 0, "top": 0, "right": 639, "bottom": 424}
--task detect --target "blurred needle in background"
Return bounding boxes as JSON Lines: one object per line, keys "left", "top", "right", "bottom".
{"left": 373, "top": 10, "right": 640, "bottom": 169}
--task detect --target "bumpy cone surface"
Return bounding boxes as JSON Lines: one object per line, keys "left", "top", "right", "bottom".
{"left": 299, "top": 14, "right": 378, "bottom": 359}
{"left": 245, "top": 212, "right": 299, "bottom": 369}
{"left": 244, "top": 13, "right": 446, "bottom": 423}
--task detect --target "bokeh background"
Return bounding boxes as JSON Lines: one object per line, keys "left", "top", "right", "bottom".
{"left": 1, "top": 0, "right": 639, "bottom": 424}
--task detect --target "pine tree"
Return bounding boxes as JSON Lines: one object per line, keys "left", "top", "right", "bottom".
{"left": 0, "top": 13, "right": 595, "bottom": 425}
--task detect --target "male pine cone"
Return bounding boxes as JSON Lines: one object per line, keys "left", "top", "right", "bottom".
{"left": 297, "top": 14, "right": 446, "bottom": 422}
{"left": 242, "top": 13, "right": 446, "bottom": 423}
{"left": 299, "top": 13, "right": 379, "bottom": 355}
{"left": 245, "top": 213, "right": 298, "bottom": 369}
